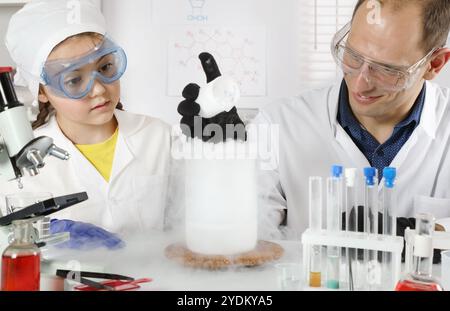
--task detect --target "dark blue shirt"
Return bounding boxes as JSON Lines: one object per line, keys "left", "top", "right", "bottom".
{"left": 337, "top": 80, "right": 426, "bottom": 181}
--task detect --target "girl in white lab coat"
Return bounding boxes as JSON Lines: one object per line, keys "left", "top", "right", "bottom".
{"left": 1, "top": 0, "right": 172, "bottom": 243}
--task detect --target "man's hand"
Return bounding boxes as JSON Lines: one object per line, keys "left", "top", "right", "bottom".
{"left": 177, "top": 52, "right": 246, "bottom": 143}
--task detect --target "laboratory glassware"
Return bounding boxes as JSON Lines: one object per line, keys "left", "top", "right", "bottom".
{"left": 326, "top": 165, "right": 343, "bottom": 289}
{"left": 1, "top": 220, "right": 40, "bottom": 291}
{"left": 364, "top": 167, "right": 380, "bottom": 289}
{"left": 381, "top": 167, "right": 397, "bottom": 288}
{"left": 396, "top": 213, "right": 443, "bottom": 291}
{"left": 308, "top": 176, "right": 323, "bottom": 287}
{"left": 344, "top": 168, "right": 357, "bottom": 290}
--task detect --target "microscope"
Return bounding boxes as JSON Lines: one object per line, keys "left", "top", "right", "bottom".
{"left": 0, "top": 67, "right": 87, "bottom": 251}
{"left": 0, "top": 67, "right": 69, "bottom": 185}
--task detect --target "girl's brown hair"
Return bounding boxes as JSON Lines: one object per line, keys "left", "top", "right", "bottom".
{"left": 32, "top": 32, "right": 124, "bottom": 130}
{"left": 32, "top": 100, "right": 123, "bottom": 130}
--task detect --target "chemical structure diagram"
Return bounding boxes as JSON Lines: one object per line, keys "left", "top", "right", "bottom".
{"left": 187, "top": 0, "right": 208, "bottom": 22}
{"left": 170, "top": 27, "right": 265, "bottom": 96}
{"left": 188, "top": 0, "right": 206, "bottom": 15}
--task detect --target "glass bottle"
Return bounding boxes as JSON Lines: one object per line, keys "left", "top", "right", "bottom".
{"left": 1, "top": 220, "right": 41, "bottom": 291}
{"left": 395, "top": 213, "right": 443, "bottom": 291}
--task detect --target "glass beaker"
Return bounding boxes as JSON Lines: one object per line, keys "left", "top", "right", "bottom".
{"left": 275, "top": 263, "right": 302, "bottom": 291}
{"left": 395, "top": 213, "right": 443, "bottom": 291}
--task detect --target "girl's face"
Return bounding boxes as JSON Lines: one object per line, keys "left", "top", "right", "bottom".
{"left": 38, "top": 35, "right": 121, "bottom": 127}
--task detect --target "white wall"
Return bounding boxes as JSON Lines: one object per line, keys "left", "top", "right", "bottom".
{"left": 0, "top": 6, "right": 21, "bottom": 67}
{"left": 102, "top": 0, "right": 303, "bottom": 125}
{"left": 435, "top": 36, "right": 450, "bottom": 87}
{"left": 436, "top": 63, "right": 450, "bottom": 87}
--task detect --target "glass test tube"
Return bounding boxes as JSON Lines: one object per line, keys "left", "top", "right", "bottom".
{"left": 344, "top": 168, "right": 357, "bottom": 291}
{"left": 308, "top": 176, "right": 323, "bottom": 287}
{"left": 364, "top": 167, "right": 379, "bottom": 290}
{"left": 326, "top": 165, "right": 343, "bottom": 289}
{"left": 381, "top": 167, "right": 396, "bottom": 289}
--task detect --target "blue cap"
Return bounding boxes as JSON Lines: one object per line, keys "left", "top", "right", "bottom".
{"left": 332, "top": 165, "right": 343, "bottom": 178}
{"left": 383, "top": 167, "right": 396, "bottom": 188}
{"left": 364, "top": 167, "right": 377, "bottom": 186}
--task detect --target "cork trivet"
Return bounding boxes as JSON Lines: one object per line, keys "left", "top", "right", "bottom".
{"left": 165, "top": 241, "right": 284, "bottom": 270}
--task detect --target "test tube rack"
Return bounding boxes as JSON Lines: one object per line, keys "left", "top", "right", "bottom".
{"left": 301, "top": 228, "right": 404, "bottom": 290}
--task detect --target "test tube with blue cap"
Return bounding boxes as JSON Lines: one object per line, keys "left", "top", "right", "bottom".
{"left": 382, "top": 167, "right": 396, "bottom": 237}
{"left": 363, "top": 167, "right": 380, "bottom": 289}
{"left": 381, "top": 167, "right": 397, "bottom": 288}
{"left": 326, "top": 165, "right": 343, "bottom": 289}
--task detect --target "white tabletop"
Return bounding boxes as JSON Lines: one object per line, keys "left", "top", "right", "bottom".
{"left": 41, "top": 231, "right": 445, "bottom": 291}
{"left": 41, "top": 232, "right": 302, "bottom": 291}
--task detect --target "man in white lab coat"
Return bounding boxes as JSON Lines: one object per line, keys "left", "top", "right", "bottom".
{"left": 255, "top": 0, "right": 450, "bottom": 237}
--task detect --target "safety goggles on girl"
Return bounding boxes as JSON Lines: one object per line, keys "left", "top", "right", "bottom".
{"left": 41, "top": 36, "right": 127, "bottom": 99}
{"left": 331, "top": 22, "right": 439, "bottom": 92}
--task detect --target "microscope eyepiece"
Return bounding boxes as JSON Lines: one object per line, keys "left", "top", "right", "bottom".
{"left": 0, "top": 68, "right": 22, "bottom": 112}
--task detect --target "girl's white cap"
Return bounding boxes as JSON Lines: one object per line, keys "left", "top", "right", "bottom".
{"left": 5, "top": 0, "right": 106, "bottom": 103}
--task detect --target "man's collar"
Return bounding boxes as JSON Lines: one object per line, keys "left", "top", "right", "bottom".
{"left": 395, "top": 84, "right": 426, "bottom": 129}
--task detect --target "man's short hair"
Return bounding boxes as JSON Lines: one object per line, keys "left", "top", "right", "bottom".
{"left": 352, "top": 0, "right": 450, "bottom": 52}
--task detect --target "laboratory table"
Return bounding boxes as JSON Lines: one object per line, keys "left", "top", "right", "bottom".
{"left": 40, "top": 232, "right": 444, "bottom": 291}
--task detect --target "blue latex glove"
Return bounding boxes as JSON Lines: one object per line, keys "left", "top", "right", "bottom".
{"left": 50, "top": 219, "right": 125, "bottom": 250}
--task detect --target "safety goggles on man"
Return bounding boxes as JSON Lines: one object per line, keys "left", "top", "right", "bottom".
{"left": 41, "top": 36, "right": 127, "bottom": 99}
{"left": 331, "top": 22, "right": 439, "bottom": 92}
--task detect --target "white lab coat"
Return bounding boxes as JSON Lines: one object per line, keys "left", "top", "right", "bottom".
{"left": 254, "top": 81, "right": 450, "bottom": 237}
{"left": 0, "top": 109, "right": 172, "bottom": 236}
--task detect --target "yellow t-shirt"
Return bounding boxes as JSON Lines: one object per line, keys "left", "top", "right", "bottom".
{"left": 76, "top": 128, "right": 119, "bottom": 182}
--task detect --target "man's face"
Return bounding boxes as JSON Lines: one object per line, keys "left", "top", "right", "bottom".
{"left": 345, "top": 3, "right": 431, "bottom": 121}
